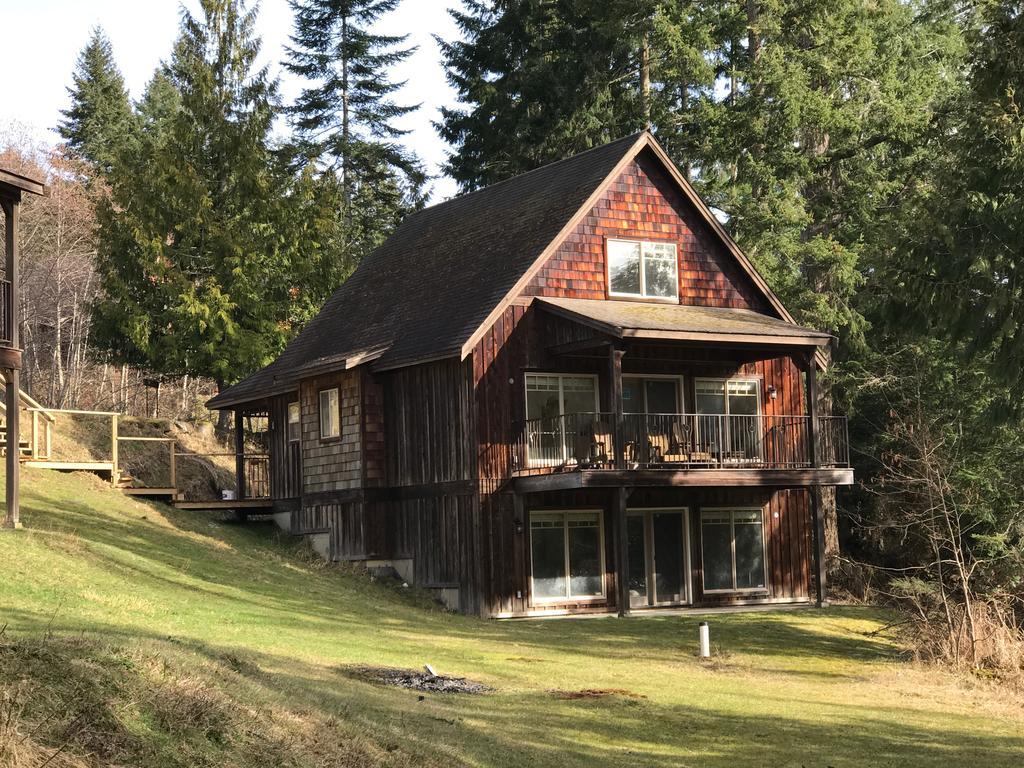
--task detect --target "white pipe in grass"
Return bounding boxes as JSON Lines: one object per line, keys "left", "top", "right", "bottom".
{"left": 699, "top": 621, "right": 711, "bottom": 658}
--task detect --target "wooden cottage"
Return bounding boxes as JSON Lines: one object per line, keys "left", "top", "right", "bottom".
{"left": 208, "top": 132, "right": 853, "bottom": 617}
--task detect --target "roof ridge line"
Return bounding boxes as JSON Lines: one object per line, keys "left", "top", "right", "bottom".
{"left": 414, "top": 131, "right": 648, "bottom": 217}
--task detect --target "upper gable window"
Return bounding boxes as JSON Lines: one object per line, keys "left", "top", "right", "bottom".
{"left": 607, "top": 238, "right": 678, "bottom": 300}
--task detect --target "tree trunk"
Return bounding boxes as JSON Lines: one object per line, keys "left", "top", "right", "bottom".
{"left": 639, "top": 32, "right": 651, "bottom": 129}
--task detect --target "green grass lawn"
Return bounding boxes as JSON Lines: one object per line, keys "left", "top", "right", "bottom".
{"left": 1, "top": 469, "right": 1022, "bottom": 767}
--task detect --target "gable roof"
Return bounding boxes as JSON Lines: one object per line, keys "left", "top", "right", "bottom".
{"left": 208, "top": 132, "right": 809, "bottom": 410}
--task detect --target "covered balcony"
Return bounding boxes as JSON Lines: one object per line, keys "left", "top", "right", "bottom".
{"left": 507, "top": 297, "right": 854, "bottom": 492}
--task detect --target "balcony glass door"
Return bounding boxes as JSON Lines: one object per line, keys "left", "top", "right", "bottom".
{"left": 626, "top": 509, "right": 690, "bottom": 607}
{"left": 525, "top": 374, "right": 598, "bottom": 466}
{"left": 694, "top": 379, "right": 762, "bottom": 462}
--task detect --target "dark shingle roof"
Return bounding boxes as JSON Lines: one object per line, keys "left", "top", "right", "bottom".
{"left": 537, "top": 298, "right": 832, "bottom": 345}
{"left": 208, "top": 133, "right": 645, "bottom": 408}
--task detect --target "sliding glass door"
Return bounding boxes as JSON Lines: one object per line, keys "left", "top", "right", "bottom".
{"left": 626, "top": 508, "right": 690, "bottom": 607}
{"left": 524, "top": 374, "right": 598, "bottom": 465}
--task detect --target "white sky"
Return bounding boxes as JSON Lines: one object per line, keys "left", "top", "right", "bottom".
{"left": 0, "top": 0, "right": 463, "bottom": 201}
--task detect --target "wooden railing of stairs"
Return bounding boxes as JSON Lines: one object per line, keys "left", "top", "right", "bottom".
{"left": 0, "top": 372, "right": 55, "bottom": 460}
{"left": 13, "top": 405, "right": 271, "bottom": 513}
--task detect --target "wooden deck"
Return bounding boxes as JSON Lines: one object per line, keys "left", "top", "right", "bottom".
{"left": 172, "top": 499, "right": 273, "bottom": 511}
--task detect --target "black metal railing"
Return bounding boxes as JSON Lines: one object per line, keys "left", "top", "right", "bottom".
{"left": 511, "top": 412, "right": 849, "bottom": 474}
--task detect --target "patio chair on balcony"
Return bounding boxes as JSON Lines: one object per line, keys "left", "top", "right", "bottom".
{"left": 647, "top": 429, "right": 689, "bottom": 465}
{"left": 571, "top": 420, "right": 611, "bottom": 469}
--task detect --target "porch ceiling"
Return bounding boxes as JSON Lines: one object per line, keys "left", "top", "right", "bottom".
{"left": 537, "top": 297, "right": 832, "bottom": 348}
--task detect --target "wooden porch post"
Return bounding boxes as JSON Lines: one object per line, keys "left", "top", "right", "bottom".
{"left": 4, "top": 368, "right": 19, "bottom": 528}
{"left": 3, "top": 198, "right": 20, "bottom": 529}
{"left": 608, "top": 343, "right": 625, "bottom": 469}
{"left": 234, "top": 409, "right": 246, "bottom": 500}
{"left": 806, "top": 353, "right": 827, "bottom": 606}
{"left": 614, "top": 486, "right": 631, "bottom": 616}
{"left": 607, "top": 343, "right": 630, "bottom": 616}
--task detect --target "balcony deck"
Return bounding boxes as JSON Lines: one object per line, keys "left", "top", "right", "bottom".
{"left": 510, "top": 411, "right": 852, "bottom": 490}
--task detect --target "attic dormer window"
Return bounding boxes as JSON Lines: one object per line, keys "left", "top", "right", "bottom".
{"left": 607, "top": 238, "right": 678, "bottom": 300}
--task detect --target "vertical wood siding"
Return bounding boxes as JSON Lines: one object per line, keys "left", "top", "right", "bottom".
{"left": 483, "top": 486, "right": 811, "bottom": 616}
{"left": 267, "top": 392, "right": 301, "bottom": 502}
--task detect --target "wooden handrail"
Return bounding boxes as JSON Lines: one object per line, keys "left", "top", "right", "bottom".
{"left": 25, "top": 407, "right": 120, "bottom": 416}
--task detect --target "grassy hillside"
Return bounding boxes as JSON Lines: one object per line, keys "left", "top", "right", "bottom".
{"left": 1, "top": 468, "right": 1022, "bottom": 767}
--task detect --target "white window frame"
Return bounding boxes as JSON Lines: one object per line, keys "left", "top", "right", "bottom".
{"left": 318, "top": 388, "right": 340, "bottom": 440}
{"left": 287, "top": 401, "right": 301, "bottom": 443}
{"left": 626, "top": 507, "right": 692, "bottom": 607}
{"left": 693, "top": 377, "right": 762, "bottom": 417}
{"left": 529, "top": 509, "right": 607, "bottom": 604}
{"left": 694, "top": 377, "right": 763, "bottom": 462}
{"left": 606, "top": 237, "right": 679, "bottom": 301}
{"left": 523, "top": 373, "right": 600, "bottom": 466}
{"left": 699, "top": 507, "right": 769, "bottom": 594}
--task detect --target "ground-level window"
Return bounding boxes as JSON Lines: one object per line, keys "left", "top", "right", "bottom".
{"left": 700, "top": 509, "right": 767, "bottom": 592}
{"left": 287, "top": 402, "right": 301, "bottom": 442}
{"left": 318, "top": 388, "right": 340, "bottom": 439}
{"left": 530, "top": 511, "right": 605, "bottom": 601}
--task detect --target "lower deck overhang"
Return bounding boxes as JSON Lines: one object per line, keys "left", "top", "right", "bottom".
{"left": 511, "top": 467, "right": 854, "bottom": 493}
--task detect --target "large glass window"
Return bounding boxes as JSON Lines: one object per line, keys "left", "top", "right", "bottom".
{"left": 524, "top": 374, "right": 598, "bottom": 465}
{"left": 319, "top": 388, "right": 340, "bottom": 439}
{"left": 530, "top": 511, "right": 605, "bottom": 601}
{"left": 607, "top": 239, "right": 678, "bottom": 300}
{"left": 700, "top": 509, "right": 766, "bottom": 592}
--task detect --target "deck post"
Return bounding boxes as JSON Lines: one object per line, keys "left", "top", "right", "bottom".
{"left": 234, "top": 409, "right": 246, "bottom": 500}
{"left": 614, "top": 485, "right": 631, "bottom": 616}
{"left": 31, "top": 409, "right": 38, "bottom": 459}
{"left": 608, "top": 343, "right": 625, "bottom": 469}
{"left": 3, "top": 199, "right": 20, "bottom": 528}
{"left": 110, "top": 414, "right": 118, "bottom": 485}
{"left": 4, "top": 368, "right": 19, "bottom": 529}
{"left": 806, "top": 354, "right": 827, "bottom": 606}
{"left": 168, "top": 440, "right": 177, "bottom": 496}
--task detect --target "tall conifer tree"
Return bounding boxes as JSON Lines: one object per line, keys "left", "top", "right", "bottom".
{"left": 58, "top": 27, "right": 138, "bottom": 177}
{"left": 906, "top": 0, "right": 1024, "bottom": 402}
{"left": 92, "top": 0, "right": 332, "bottom": 396}
{"left": 285, "top": 0, "right": 424, "bottom": 271}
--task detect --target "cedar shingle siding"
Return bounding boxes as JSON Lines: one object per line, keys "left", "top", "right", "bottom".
{"left": 300, "top": 371, "right": 362, "bottom": 494}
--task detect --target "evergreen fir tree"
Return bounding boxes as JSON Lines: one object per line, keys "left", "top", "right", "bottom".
{"left": 907, "top": 0, "right": 1024, "bottom": 403}
{"left": 438, "top": 1, "right": 659, "bottom": 190}
{"left": 58, "top": 26, "right": 138, "bottom": 177}
{"left": 92, "top": 0, "right": 333, "bottom": 394}
{"left": 702, "top": 0, "right": 963, "bottom": 344}
{"left": 136, "top": 69, "right": 182, "bottom": 143}
{"left": 284, "top": 0, "right": 425, "bottom": 272}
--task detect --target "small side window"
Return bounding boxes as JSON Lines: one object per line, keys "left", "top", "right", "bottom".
{"left": 287, "top": 402, "right": 300, "bottom": 442}
{"left": 319, "top": 388, "right": 340, "bottom": 439}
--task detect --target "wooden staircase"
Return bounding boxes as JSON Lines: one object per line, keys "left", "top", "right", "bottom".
{"left": 0, "top": 425, "right": 31, "bottom": 457}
